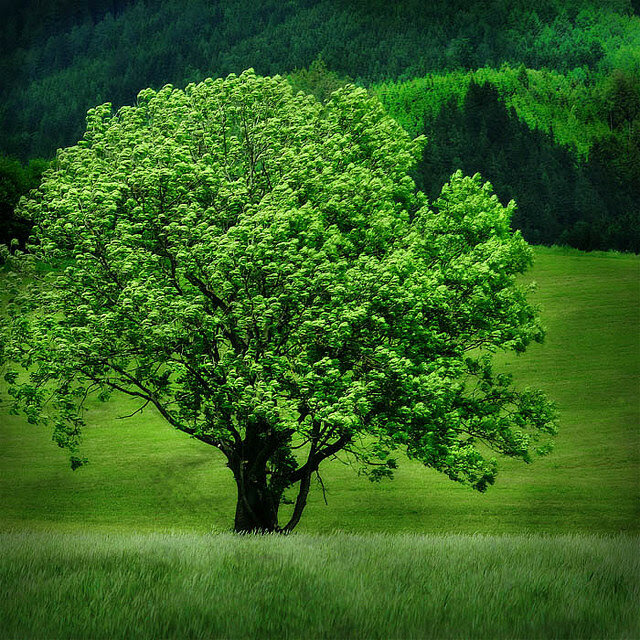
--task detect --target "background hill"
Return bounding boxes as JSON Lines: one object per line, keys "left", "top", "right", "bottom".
{"left": 1, "top": 0, "right": 638, "bottom": 158}
{"left": 0, "top": 0, "right": 639, "bottom": 251}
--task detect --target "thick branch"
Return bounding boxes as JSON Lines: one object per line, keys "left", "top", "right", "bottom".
{"left": 282, "top": 467, "right": 312, "bottom": 532}
{"left": 184, "top": 273, "right": 229, "bottom": 313}
{"left": 288, "top": 433, "right": 351, "bottom": 484}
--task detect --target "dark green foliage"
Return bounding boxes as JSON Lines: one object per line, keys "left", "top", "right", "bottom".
{"left": 0, "top": 156, "right": 49, "bottom": 250}
{"left": 0, "top": 0, "right": 139, "bottom": 52}
{"left": 0, "top": 0, "right": 638, "bottom": 158}
{"left": 288, "top": 57, "right": 352, "bottom": 103}
{"left": 0, "top": 2, "right": 637, "bottom": 251}
{"left": 411, "top": 80, "right": 639, "bottom": 251}
{"left": 589, "top": 69, "right": 640, "bottom": 246}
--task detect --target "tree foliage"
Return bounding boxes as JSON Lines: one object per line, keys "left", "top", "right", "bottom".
{"left": 0, "top": 71, "right": 556, "bottom": 532}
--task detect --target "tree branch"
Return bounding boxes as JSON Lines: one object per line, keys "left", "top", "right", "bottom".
{"left": 116, "top": 398, "right": 150, "bottom": 419}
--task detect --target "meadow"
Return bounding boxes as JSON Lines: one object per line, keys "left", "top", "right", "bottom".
{"left": 0, "top": 246, "right": 638, "bottom": 638}
{"left": 1, "top": 532, "right": 637, "bottom": 639}
{"left": 1, "top": 247, "right": 638, "bottom": 535}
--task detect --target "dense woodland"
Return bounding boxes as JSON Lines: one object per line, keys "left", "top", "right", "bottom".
{"left": 376, "top": 71, "right": 640, "bottom": 250}
{"left": 0, "top": 0, "right": 638, "bottom": 251}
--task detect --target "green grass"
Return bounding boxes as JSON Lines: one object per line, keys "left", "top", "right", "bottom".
{"left": 1, "top": 246, "right": 638, "bottom": 535}
{"left": 0, "top": 531, "right": 637, "bottom": 639}
{"left": 0, "top": 247, "right": 637, "bottom": 639}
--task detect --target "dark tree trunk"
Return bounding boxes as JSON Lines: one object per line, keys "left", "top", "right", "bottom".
{"left": 233, "top": 471, "right": 281, "bottom": 533}
{"left": 228, "top": 421, "right": 347, "bottom": 534}
{"left": 230, "top": 418, "right": 285, "bottom": 533}
{"left": 282, "top": 469, "right": 312, "bottom": 533}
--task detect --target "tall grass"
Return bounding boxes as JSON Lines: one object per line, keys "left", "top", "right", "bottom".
{"left": 0, "top": 532, "right": 637, "bottom": 639}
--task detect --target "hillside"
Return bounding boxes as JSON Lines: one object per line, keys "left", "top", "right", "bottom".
{"left": 374, "top": 67, "right": 640, "bottom": 251}
{"left": 1, "top": 0, "right": 638, "bottom": 252}
{"left": 1, "top": 0, "right": 638, "bottom": 159}
{"left": 1, "top": 247, "right": 637, "bottom": 535}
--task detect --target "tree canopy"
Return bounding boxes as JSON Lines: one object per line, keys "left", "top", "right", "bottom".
{"left": 0, "top": 70, "right": 556, "bottom": 532}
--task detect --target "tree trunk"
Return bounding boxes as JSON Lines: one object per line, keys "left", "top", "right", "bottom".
{"left": 282, "top": 469, "right": 312, "bottom": 533}
{"left": 233, "top": 473, "right": 281, "bottom": 533}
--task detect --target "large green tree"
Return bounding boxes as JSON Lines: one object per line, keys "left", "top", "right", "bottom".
{"left": 0, "top": 71, "right": 556, "bottom": 533}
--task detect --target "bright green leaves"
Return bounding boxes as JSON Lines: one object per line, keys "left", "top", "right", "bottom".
{"left": 1, "top": 69, "right": 555, "bottom": 499}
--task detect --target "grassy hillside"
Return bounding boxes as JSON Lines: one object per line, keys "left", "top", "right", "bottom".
{"left": 1, "top": 247, "right": 638, "bottom": 535}
{"left": 1, "top": 532, "right": 637, "bottom": 639}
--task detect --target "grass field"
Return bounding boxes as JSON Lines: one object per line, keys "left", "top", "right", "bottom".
{"left": 1, "top": 532, "right": 638, "bottom": 639}
{"left": 1, "top": 246, "right": 638, "bottom": 535}
{"left": 0, "top": 246, "right": 638, "bottom": 639}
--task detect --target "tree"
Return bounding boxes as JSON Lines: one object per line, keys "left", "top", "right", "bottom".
{"left": 0, "top": 70, "right": 556, "bottom": 533}
{"left": 287, "top": 57, "right": 352, "bottom": 104}
{"left": 0, "top": 155, "right": 49, "bottom": 251}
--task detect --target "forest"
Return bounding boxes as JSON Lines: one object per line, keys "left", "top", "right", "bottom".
{"left": 0, "top": 0, "right": 638, "bottom": 250}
